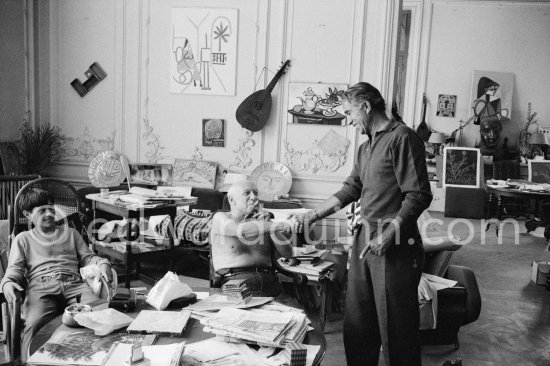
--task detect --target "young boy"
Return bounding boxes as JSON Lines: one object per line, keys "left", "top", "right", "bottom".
{"left": 1, "top": 188, "right": 113, "bottom": 357}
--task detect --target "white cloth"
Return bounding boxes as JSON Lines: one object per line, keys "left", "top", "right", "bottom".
{"left": 79, "top": 264, "right": 117, "bottom": 299}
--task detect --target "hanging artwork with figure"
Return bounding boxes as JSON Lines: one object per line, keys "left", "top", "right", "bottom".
{"left": 202, "top": 118, "right": 225, "bottom": 147}
{"left": 443, "top": 147, "right": 481, "bottom": 188}
{"left": 470, "top": 71, "right": 514, "bottom": 158}
{"left": 170, "top": 8, "right": 238, "bottom": 95}
{"left": 436, "top": 94, "right": 456, "bottom": 117}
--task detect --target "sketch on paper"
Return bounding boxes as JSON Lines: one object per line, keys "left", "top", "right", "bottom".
{"left": 436, "top": 94, "right": 457, "bottom": 117}
{"left": 443, "top": 147, "right": 481, "bottom": 188}
{"left": 287, "top": 83, "right": 348, "bottom": 126}
{"left": 170, "top": 8, "right": 238, "bottom": 95}
{"left": 202, "top": 119, "right": 225, "bottom": 147}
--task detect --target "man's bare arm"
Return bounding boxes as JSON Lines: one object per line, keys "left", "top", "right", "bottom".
{"left": 211, "top": 212, "right": 291, "bottom": 239}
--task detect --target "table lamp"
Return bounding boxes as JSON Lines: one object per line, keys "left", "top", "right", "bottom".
{"left": 428, "top": 132, "right": 445, "bottom": 155}
{"left": 527, "top": 132, "right": 548, "bottom": 159}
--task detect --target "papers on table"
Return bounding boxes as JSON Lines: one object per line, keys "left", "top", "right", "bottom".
{"left": 277, "top": 257, "right": 335, "bottom": 281}
{"left": 127, "top": 310, "right": 191, "bottom": 336}
{"left": 421, "top": 273, "right": 458, "bottom": 291}
{"left": 73, "top": 308, "right": 133, "bottom": 336}
{"left": 184, "top": 294, "right": 273, "bottom": 312}
{"left": 200, "top": 307, "right": 309, "bottom": 348}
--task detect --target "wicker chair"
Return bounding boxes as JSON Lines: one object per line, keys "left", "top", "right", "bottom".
{"left": 2, "top": 178, "right": 84, "bottom": 363}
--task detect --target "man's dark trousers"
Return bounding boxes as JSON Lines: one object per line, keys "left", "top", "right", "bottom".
{"left": 344, "top": 223, "right": 424, "bottom": 366}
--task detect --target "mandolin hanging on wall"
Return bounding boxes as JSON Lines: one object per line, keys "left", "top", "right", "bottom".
{"left": 236, "top": 60, "right": 291, "bottom": 132}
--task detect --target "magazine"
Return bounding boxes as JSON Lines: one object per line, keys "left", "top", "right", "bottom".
{"left": 27, "top": 330, "right": 156, "bottom": 366}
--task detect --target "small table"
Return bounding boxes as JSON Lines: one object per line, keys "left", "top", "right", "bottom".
{"left": 485, "top": 185, "right": 550, "bottom": 239}
{"left": 86, "top": 193, "right": 197, "bottom": 288}
{"left": 28, "top": 292, "right": 326, "bottom": 366}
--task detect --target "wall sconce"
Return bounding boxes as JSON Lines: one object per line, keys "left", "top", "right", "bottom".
{"left": 527, "top": 132, "right": 548, "bottom": 160}
{"left": 428, "top": 132, "right": 446, "bottom": 155}
{"left": 71, "top": 62, "right": 107, "bottom": 97}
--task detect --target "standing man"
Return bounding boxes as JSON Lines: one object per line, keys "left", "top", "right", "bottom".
{"left": 294, "top": 82, "right": 432, "bottom": 365}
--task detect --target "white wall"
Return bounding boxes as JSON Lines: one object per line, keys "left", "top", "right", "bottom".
{"left": 0, "top": 0, "right": 26, "bottom": 141}
{"left": 39, "top": 0, "right": 399, "bottom": 214}
{"left": 418, "top": 0, "right": 550, "bottom": 148}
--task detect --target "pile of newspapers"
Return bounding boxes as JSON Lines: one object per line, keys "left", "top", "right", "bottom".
{"left": 201, "top": 306, "right": 310, "bottom": 348}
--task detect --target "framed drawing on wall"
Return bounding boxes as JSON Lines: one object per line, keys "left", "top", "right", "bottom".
{"left": 170, "top": 8, "right": 238, "bottom": 96}
{"left": 443, "top": 147, "right": 481, "bottom": 188}
{"left": 528, "top": 160, "right": 550, "bottom": 183}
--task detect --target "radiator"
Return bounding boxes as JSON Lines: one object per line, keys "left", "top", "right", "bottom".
{"left": 0, "top": 175, "right": 39, "bottom": 220}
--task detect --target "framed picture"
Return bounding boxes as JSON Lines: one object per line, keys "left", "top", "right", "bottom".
{"left": 436, "top": 94, "right": 456, "bottom": 117}
{"left": 202, "top": 119, "right": 225, "bottom": 147}
{"left": 170, "top": 8, "right": 238, "bottom": 96}
{"left": 129, "top": 164, "right": 173, "bottom": 186}
{"left": 443, "top": 147, "right": 481, "bottom": 188}
{"left": 528, "top": 160, "right": 550, "bottom": 183}
{"left": 287, "top": 83, "right": 348, "bottom": 126}
{"left": 172, "top": 159, "right": 218, "bottom": 188}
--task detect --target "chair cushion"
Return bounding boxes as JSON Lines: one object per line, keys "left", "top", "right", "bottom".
{"left": 158, "top": 210, "right": 213, "bottom": 246}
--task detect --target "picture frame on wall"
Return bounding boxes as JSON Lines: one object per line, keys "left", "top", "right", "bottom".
{"left": 443, "top": 147, "right": 481, "bottom": 188}
{"left": 202, "top": 119, "right": 225, "bottom": 147}
{"left": 170, "top": 7, "right": 238, "bottom": 96}
{"left": 528, "top": 160, "right": 550, "bottom": 183}
{"left": 172, "top": 159, "right": 218, "bottom": 188}
{"left": 287, "top": 83, "right": 348, "bottom": 126}
{"left": 129, "top": 164, "right": 173, "bottom": 186}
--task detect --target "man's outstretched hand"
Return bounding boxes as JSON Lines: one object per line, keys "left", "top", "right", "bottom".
{"left": 288, "top": 210, "right": 319, "bottom": 233}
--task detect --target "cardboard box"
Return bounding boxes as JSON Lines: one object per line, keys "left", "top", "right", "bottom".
{"left": 531, "top": 261, "right": 550, "bottom": 285}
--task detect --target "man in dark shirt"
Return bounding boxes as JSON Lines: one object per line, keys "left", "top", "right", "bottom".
{"left": 294, "top": 82, "right": 432, "bottom": 366}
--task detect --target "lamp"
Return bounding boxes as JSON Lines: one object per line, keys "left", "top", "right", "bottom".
{"left": 528, "top": 132, "right": 548, "bottom": 159}
{"left": 428, "top": 132, "right": 445, "bottom": 155}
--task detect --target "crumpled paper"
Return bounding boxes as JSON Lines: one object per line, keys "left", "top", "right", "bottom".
{"left": 79, "top": 264, "right": 117, "bottom": 298}
{"left": 146, "top": 271, "right": 193, "bottom": 310}
{"left": 74, "top": 308, "right": 134, "bottom": 336}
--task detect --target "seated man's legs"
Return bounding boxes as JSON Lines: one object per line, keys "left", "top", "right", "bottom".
{"left": 22, "top": 279, "right": 65, "bottom": 361}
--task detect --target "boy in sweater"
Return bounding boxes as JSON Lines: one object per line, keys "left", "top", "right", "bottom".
{"left": 1, "top": 188, "right": 113, "bottom": 357}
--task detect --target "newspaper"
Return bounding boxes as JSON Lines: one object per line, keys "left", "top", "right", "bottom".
{"left": 201, "top": 308, "right": 295, "bottom": 345}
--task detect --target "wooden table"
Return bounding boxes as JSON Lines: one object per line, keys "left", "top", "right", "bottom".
{"left": 86, "top": 193, "right": 197, "bottom": 288}
{"left": 485, "top": 184, "right": 550, "bottom": 239}
{"left": 28, "top": 292, "right": 326, "bottom": 366}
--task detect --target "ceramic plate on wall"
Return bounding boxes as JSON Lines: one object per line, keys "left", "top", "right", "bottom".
{"left": 88, "top": 151, "right": 128, "bottom": 188}
{"left": 250, "top": 162, "right": 293, "bottom": 201}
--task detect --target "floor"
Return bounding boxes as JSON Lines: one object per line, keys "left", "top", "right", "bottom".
{"left": 126, "top": 211, "right": 550, "bottom": 365}
{"left": 320, "top": 212, "right": 550, "bottom": 366}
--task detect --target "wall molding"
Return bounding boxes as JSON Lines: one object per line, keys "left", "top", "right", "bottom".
{"left": 142, "top": 118, "right": 167, "bottom": 163}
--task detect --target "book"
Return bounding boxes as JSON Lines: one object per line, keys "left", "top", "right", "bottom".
{"left": 27, "top": 330, "right": 156, "bottom": 366}
{"left": 126, "top": 310, "right": 191, "bottom": 337}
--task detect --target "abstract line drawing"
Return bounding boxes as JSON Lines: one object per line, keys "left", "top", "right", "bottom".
{"left": 170, "top": 8, "right": 238, "bottom": 96}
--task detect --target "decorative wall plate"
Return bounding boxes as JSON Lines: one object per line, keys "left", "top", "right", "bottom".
{"left": 250, "top": 162, "right": 293, "bottom": 201}
{"left": 88, "top": 151, "right": 127, "bottom": 188}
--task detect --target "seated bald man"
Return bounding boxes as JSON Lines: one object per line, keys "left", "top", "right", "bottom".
{"left": 210, "top": 182, "right": 294, "bottom": 296}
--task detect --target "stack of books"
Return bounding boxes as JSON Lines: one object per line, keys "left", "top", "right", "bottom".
{"left": 221, "top": 279, "right": 252, "bottom": 303}
{"left": 201, "top": 307, "right": 309, "bottom": 348}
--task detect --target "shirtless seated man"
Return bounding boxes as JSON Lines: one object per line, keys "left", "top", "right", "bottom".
{"left": 210, "top": 181, "right": 293, "bottom": 296}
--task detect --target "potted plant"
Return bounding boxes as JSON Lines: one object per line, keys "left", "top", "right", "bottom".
{"left": 19, "top": 122, "right": 65, "bottom": 174}
{"left": 518, "top": 103, "right": 538, "bottom": 161}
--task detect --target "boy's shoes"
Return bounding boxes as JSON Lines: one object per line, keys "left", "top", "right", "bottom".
{"left": 442, "top": 359, "right": 462, "bottom": 366}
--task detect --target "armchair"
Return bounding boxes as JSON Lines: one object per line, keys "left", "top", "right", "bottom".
{"left": 420, "top": 251, "right": 481, "bottom": 348}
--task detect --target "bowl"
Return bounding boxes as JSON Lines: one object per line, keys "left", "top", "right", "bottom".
{"left": 62, "top": 304, "right": 92, "bottom": 327}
